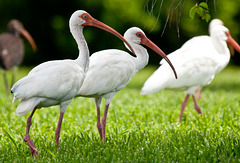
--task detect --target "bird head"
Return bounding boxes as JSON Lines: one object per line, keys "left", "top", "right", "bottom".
{"left": 208, "top": 19, "right": 224, "bottom": 35}
{"left": 8, "top": 19, "right": 37, "bottom": 52}
{"left": 69, "top": 10, "right": 135, "bottom": 55}
{"left": 211, "top": 25, "right": 240, "bottom": 55}
{"left": 124, "top": 27, "right": 178, "bottom": 79}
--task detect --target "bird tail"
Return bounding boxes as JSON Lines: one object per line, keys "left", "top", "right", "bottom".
{"left": 15, "top": 98, "right": 39, "bottom": 117}
{"left": 141, "top": 66, "right": 173, "bottom": 95}
{"left": 141, "top": 77, "right": 166, "bottom": 95}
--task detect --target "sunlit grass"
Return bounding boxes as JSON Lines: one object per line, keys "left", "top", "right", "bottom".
{"left": 1, "top": 65, "right": 240, "bottom": 162}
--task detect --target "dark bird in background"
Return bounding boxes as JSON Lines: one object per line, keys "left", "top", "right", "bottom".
{"left": 0, "top": 20, "right": 37, "bottom": 95}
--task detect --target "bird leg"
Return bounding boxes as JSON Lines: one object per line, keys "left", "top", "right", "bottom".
{"left": 192, "top": 95, "right": 203, "bottom": 115}
{"left": 195, "top": 87, "right": 202, "bottom": 99}
{"left": 11, "top": 66, "right": 18, "bottom": 88}
{"left": 94, "top": 98, "right": 103, "bottom": 141}
{"left": 96, "top": 107, "right": 102, "bottom": 140}
{"left": 55, "top": 112, "right": 64, "bottom": 148}
{"left": 101, "top": 104, "right": 109, "bottom": 144}
{"left": 179, "top": 94, "right": 190, "bottom": 122}
{"left": 24, "top": 107, "right": 37, "bottom": 157}
{"left": 2, "top": 70, "right": 9, "bottom": 96}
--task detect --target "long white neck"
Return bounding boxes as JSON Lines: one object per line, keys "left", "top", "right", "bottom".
{"left": 130, "top": 43, "right": 149, "bottom": 71}
{"left": 212, "top": 38, "right": 230, "bottom": 55}
{"left": 211, "top": 37, "right": 231, "bottom": 74}
{"left": 70, "top": 25, "right": 89, "bottom": 72}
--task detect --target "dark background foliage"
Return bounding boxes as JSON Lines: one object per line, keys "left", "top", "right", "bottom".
{"left": 1, "top": 0, "right": 240, "bottom": 66}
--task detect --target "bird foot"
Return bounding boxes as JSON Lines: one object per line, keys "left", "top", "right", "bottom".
{"left": 96, "top": 122, "right": 103, "bottom": 140}
{"left": 101, "top": 122, "right": 106, "bottom": 144}
{"left": 195, "top": 106, "right": 203, "bottom": 115}
{"left": 24, "top": 136, "right": 37, "bottom": 157}
{"left": 55, "top": 138, "right": 60, "bottom": 149}
{"left": 55, "top": 132, "right": 60, "bottom": 149}
{"left": 179, "top": 117, "right": 183, "bottom": 123}
{"left": 102, "top": 139, "right": 105, "bottom": 144}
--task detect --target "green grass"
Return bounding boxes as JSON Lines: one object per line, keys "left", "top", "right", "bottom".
{"left": 1, "top": 65, "right": 240, "bottom": 162}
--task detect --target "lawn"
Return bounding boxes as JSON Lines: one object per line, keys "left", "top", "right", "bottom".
{"left": 1, "top": 65, "right": 240, "bottom": 162}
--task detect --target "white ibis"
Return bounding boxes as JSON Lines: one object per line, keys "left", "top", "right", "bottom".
{"left": 11, "top": 10, "right": 134, "bottom": 156}
{"left": 0, "top": 20, "right": 37, "bottom": 95}
{"left": 141, "top": 24, "right": 240, "bottom": 122}
{"left": 195, "top": 19, "right": 224, "bottom": 98}
{"left": 76, "top": 27, "right": 177, "bottom": 143}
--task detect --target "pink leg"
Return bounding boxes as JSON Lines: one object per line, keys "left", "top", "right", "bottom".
{"left": 192, "top": 95, "right": 203, "bottom": 115}
{"left": 96, "top": 107, "right": 102, "bottom": 140}
{"left": 55, "top": 112, "right": 64, "bottom": 148}
{"left": 24, "top": 107, "right": 38, "bottom": 157}
{"left": 101, "top": 104, "right": 109, "bottom": 144}
{"left": 2, "top": 70, "right": 9, "bottom": 96}
{"left": 195, "top": 87, "right": 202, "bottom": 99}
{"left": 94, "top": 98, "right": 103, "bottom": 141}
{"left": 179, "top": 94, "right": 190, "bottom": 122}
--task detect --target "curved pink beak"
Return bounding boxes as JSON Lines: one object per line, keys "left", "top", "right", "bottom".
{"left": 20, "top": 28, "right": 37, "bottom": 52}
{"left": 226, "top": 31, "right": 240, "bottom": 55}
{"left": 82, "top": 15, "right": 135, "bottom": 55}
{"left": 141, "top": 36, "right": 178, "bottom": 79}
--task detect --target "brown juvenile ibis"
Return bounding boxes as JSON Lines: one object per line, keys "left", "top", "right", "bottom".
{"left": 0, "top": 20, "right": 37, "bottom": 95}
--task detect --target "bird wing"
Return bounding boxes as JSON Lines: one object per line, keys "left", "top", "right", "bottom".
{"left": 77, "top": 49, "right": 136, "bottom": 97}
{"left": 12, "top": 61, "right": 84, "bottom": 102}
{"left": 160, "top": 36, "right": 210, "bottom": 65}
{"left": 141, "top": 37, "right": 219, "bottom": 95}
{"left": 28, "top": 59, "right": 72, "bottom": 75}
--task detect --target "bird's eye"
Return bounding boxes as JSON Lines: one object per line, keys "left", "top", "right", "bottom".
{"left": 83, "top": 15, "right": 87, "bottom": 19}
{"left": 136, "top": 32, "right": 142, "bottom": 37}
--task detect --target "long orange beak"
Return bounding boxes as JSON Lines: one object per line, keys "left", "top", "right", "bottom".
{"left": 83, "top": 16, "right": 135, "bottom": 55}
{"left": 20, "top": 28, "right": 37, "bottom": 52}
{"left": 141, "top": 37, "right": 178, "bottom": 79}
{"left": 226, "top": 31, "right": 240, "bottom": 55}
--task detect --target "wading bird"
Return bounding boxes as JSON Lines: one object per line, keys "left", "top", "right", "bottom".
{"left": 195, "top": 19, "right": 224, "bottom": 98}
{"left": 76, "top": 27, "right": 177, "bottom": 143}
{"left": 11, "top": 10, "right": 134, "bottom": 156}
{"left": 141, "top": 25, "right": 240, "bottom": 122}
{"left": 0, "top": 20, "right": 37, "bottom": 95}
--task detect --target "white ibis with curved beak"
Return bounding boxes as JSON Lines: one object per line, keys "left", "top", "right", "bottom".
{"left": 76, "top": 27, "right": 177, "bottom": 143}
{"left": 0, "top": 20, "right": 37, "bottom": 95}
{"left": 11, "top": 10, "right": 134, "bottom": 156}
{"left": 141, "top": 25, "right": 240, "bottom": 122}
